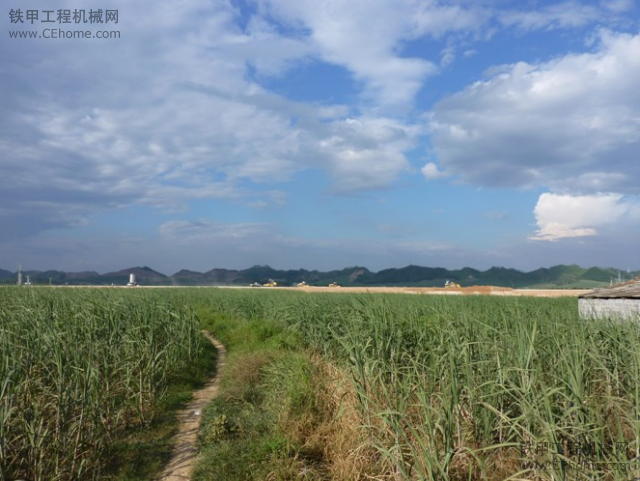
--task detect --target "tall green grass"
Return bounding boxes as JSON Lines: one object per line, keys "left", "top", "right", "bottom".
{"left": 181, "top": 289, "right": 640, "bottom": 479}
{"left": 0, "top": 287, "right": 202, "bottom": 480}
{"left": 4, "top": 287, "right": 638, "bottom": 479}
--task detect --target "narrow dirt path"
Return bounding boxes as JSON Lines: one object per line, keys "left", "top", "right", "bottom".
{"left": 158, "top": 332, "right": 226, "bottom": 480}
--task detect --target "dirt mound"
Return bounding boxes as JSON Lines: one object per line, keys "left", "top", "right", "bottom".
{"left": 460, "top": 285, "right": 514, "bottom": 294}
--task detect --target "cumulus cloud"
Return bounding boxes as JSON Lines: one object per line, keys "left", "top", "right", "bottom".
{"left": 421, "top": 162, "right": 447, "bottom": 180}
{"left": 260, "top": 0, "right": 488, "bottom": 107}
{"left": 3, "top": 0, "right": 638, "bottom": 274}
{"left": 310, "top": 117, "right": 418, "bottom": 191}
{"left": 530, "top": 193, "right": 639, "bottom": 241}
{"left": 430, "top": 30, "right": 640, "bottom": 194}
{"left": 0, "top": 0, "right": 426, "bottom": 240}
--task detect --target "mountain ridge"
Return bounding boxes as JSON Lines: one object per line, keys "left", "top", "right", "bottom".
{"left": 1, "top": 264, "right": 637, "bottom": 288}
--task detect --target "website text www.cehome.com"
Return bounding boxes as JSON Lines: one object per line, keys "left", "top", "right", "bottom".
{"left": 9, "top": 29, "right": 120, "bottom": 39}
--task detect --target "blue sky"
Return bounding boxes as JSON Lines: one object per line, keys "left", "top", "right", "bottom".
{"left": 1, "top": 0, "right": 639, "bottom": 275}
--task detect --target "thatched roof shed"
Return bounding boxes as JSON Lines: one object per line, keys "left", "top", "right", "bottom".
{"left": 579, "top": 279, "right": 640, "bottom": 320}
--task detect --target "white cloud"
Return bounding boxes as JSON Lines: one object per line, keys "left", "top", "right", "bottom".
{"left": 1, "top": 0, "right": 428, "bottom": 239}
{"left": 421, "top": 162, "right": 447, "bottom": 180}
{"left": 411, "top": 1, "right": 488, "bottom": 39}
{"left": 313, "top": 117, "right": 418, "bottom": 191}
{"left": 3, "top": 0, "right": 639, "bottom": 273}
{"left": 260, "top": 0, "right": 487, "bottom": 107}
{"left": 499, "top": 2, "right": 602, "bottom": 31}
{"left": 530, "top": 193, "right": 639, "bottom": 241}
{"left": 236, "top": 16, "right": 313, "bottom": 77}
{"left": 440, "top": 46, "right": 456, "bottom": 67}
{"left": 430, "top": 30, "right": 640, "bottom": 194}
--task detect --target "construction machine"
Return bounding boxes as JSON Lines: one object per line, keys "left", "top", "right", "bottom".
{"left": 264, "top": 279, "right": 278, "bottom": 287}
{"left": 328, "top": 282, "right": 341, "bottom": 288}
{"left": 297, "top": 281, "right": 309, "bottom": 287}
{"left": 444, "top": 280, "right": 461, "bottom": 288}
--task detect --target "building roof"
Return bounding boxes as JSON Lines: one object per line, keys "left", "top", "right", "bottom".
{"left": 579, "top": 279, "right": 640, "bottom": 299}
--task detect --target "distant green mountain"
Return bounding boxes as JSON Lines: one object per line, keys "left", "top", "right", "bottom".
{"left": 97, "top": 266, "right": 168, "bottom": 285}
{"left": 1, "top": 264, "right": 637, "bottom": 288}
{"left": 0, "top": 269, "right": 13, "bottom": 280}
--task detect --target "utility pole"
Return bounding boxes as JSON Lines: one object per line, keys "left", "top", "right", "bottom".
{"left": 17, "top": 264, "right": 22, "bottom": 286}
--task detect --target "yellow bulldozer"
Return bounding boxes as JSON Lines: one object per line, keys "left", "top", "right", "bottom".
{"left": 264, "top": 279, "right": 278, "bottom": 287}
{"left": 444, "top": 280, "right": 461, "bottom": 288}
{"left": 297, "top": 281, "right": 309, "bottom": 287}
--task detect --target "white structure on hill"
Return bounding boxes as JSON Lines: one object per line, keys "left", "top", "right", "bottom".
{"left": 579, "top": 279, "right": 640, "bottom": 321}
{"left": 127, "top": 273, "right": 136, "bottom": 286}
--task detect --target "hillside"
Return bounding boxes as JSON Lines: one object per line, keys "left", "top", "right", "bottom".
{"left": 1, "top": 264, "right": 637, "bottom": 288}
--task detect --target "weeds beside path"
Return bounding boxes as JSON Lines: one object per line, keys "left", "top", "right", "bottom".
{"left": 158, "top": 332, "right": 226, "bottom": 480}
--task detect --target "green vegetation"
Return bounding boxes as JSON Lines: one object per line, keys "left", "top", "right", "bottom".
{"left": 186, "top": 289, "right": 640, "bottom": 480}
{"left": 103, "top": 336, "right": 217, "bottom": 480}
{"left": 192, "top": 311, "right": 331, "bottom": 479}
{"left": 2, "top": 287, "right": 639, "bottom": 480}
{"left": 0, "top": 287, "right": 207, "bottom": 480}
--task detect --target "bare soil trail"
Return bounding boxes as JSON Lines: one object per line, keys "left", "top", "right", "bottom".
{"left": 157, "top": 332, "right": 226, "bottom": 481}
